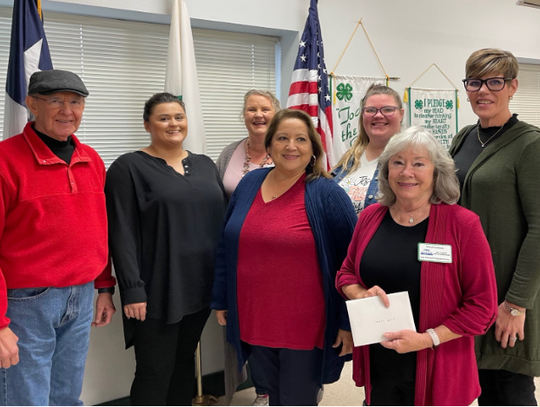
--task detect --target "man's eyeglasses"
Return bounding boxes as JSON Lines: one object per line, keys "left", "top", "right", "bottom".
{"left": 462, "top": 77, "right": 513, "bottom": 92}
{"left": 32, "top": 96, "right": 85, "bottom": 110}
{"left": 362, "top": 106, "right": 400, "bottom": 117}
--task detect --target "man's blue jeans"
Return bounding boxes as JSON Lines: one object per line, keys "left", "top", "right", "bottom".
{"left": 0, "top": 282, "right": 94, "bottom": 406}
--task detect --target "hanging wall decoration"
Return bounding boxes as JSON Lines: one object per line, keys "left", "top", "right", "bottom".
{"left": 331, "top": 75, "right": 387, "bottom": 165}
{"left": 404, "top": 64, "right": 459, "bottom": 149}
{"left": 329, "top": 19, "right": 398, "bottom": 166}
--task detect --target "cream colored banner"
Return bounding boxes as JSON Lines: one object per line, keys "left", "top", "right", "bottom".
{"left": 331, "top": 75, "right": 386, "bottom": 167}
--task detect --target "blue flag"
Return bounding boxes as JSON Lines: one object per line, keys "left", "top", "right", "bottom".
{"left": 3, "top": 0, "right": 53, "bottom": 139}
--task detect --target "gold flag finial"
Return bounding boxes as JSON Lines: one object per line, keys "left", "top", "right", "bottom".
{"left": 37, "top": 0, "right": 43, "bottom": 20}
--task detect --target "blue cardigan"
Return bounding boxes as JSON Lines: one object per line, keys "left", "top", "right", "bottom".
{"left": 211, "top": 168, "right": 357, "bottom": 385}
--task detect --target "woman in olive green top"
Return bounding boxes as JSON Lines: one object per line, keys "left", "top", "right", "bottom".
{"left": 450, "top": 48, "right": 540, "bottom": 406}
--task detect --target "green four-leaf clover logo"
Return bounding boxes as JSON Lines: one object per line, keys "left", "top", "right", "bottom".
{"left": 445, "top": 100, "right": 453, "bottom": 110}
{"left": 414, "top": 99, "right": 423, "bottom": 110}
{"left": 336, "top": 83, "right": 353, "bottom": 102}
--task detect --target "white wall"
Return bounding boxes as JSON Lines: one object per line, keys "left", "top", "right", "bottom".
{"left": 6, "top": 0, "right": 539, "bottom": 404}
{"left": 42, "top": 0, "right": 540, "bottom": 130}
{"left": 316, "top": 0, "right": 540, "bottom": 127}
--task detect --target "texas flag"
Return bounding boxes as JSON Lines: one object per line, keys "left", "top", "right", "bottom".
{"left": 3, "top": 0, "right": 53, "bottom": 139}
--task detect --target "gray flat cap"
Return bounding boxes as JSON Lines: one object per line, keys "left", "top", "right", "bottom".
{"left": 28, "top": 69, "right": 89, "bottom": 97}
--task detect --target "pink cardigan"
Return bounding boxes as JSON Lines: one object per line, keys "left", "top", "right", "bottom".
{"left": 336, "top": 203, "right": 498, "bottom": 406}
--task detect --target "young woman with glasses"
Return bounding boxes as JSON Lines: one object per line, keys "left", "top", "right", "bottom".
{"left": 450, "top": 48, "right": 540, "bottom": 406}
{"left": 332, "top": 84, "right": 404, "bottom": 215}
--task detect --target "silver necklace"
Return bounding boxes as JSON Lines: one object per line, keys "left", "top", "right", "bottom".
{"left": 477, "top": 124, "right": 504, "bottom": 148}
{"left": 405, "top": 201, "right": 430, "bottom": 224}
{"left": 243, "top": 140, "right": 271, "bottom": 176}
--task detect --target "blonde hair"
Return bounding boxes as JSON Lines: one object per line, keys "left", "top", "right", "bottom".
{"left": 242, "top": 89, "right": 281, "bottom": 118}
{"left": 333, "top": 84, "right": 402, "bottom": 175}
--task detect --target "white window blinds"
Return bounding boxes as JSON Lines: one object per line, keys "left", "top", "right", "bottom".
{"left": 194, "top": 29, "right": 278, "bottom": 159}
{"left": 0, "top": 7, "right": 278, "bottom": 166}
{"left": 510, "top": 63, "right": 540, "bottom": 127}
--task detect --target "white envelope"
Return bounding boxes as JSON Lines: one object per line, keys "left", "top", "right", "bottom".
{"left": 346, "top": 291, "right": 417, "bottom": 347}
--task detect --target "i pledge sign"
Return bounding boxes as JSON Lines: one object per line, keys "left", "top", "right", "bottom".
{"left": 407, "top": 88, "right": 458, "bottom": 149}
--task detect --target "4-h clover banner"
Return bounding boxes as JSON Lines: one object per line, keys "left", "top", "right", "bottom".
{"left": 331, "top": 75, "right": 387, "bottom": 167}
{"left": 407, "top": 88, "right": 458, "bottom": 149}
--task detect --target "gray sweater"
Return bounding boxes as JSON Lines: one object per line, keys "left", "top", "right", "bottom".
{"left": 216, "top": 138, "right": 245, "bottom": 179}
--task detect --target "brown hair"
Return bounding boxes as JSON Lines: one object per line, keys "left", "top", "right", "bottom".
{"left": 465, "top": 48, "right": 519, "bottom": 79}
{"left": 264, "top": 109, "right": 330, "bottom": 181}
{"left": 144, "top": 92, "right": 185, "bottom": 122}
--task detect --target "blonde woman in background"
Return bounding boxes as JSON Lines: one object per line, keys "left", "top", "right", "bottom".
{"left": 217, "top": 89, "right": 281, "bottom": 198}
{"left": 332, "top": 84, "right": 404, "bottom": 215}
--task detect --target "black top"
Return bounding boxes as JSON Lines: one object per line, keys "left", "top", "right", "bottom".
{"left": 105, "top": 150, "right": 227, "bottom": 346}
{"left": 453, "top": 114, "right": 519, "bottom": 192}
{"left": 360, "top": 210, "right": 428, "bottom": 383}
{"left": 33, "top": 125, "right": 75, "bottom": 164}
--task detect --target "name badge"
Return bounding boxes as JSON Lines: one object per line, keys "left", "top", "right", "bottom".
{"left": 418, "top": 243, "right": 452, "bottom": 264}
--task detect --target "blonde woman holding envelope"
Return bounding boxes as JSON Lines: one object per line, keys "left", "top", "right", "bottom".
{"left": 336, "top": 126, "right": 498, "bottom": 406}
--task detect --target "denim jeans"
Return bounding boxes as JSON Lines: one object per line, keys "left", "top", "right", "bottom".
{"left": 0, "top": 282, "right": 94, "bottom": 406}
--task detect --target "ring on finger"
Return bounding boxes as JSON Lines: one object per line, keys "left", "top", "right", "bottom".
{"left": 509, "top": 336, "right": 517, "bottom": 341}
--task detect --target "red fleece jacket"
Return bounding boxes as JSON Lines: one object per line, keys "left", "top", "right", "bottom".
{"left": 0, "top": 123, "right": 115, "bottom": 329}
{"left": 336, "top": 203, "right": 498, "bottom": 406}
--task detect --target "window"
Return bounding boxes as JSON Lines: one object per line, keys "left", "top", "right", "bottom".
{"left": 0, "top": 7, "right": 278, "bottom": 166}
{"left": 194, "top": 29, "right": 278, "bottom": 159}
{"left": 510, "top": 62, "right": 540, "bottom": 127}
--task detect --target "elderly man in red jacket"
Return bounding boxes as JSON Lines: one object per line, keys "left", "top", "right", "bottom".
{"left": 0, "top": 69, "right": 116, "bottom": 406}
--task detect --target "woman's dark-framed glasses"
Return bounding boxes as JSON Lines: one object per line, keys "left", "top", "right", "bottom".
{"left": 362, "top": 106, "right": 399, "bottom": 117}
{"left": 462, "top": 77, "right": 513, "bottom": 92}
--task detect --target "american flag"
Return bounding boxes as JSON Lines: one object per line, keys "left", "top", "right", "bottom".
{"left": 3, "top": 0, "right": 53, "bottom": 139}
{"left": 286, "top": 0, "right": 333, "bottom": 169}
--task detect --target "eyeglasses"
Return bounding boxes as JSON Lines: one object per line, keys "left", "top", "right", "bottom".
{"left": 362, "top": 106, "right": 399, "bottom": 117}
{"left": 32, "top": 96, "right": 85, "bottom": 110}
{"left": 462, "top": 77, "right": 513, "bottom": 92}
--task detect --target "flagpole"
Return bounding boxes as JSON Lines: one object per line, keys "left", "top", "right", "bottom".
{"left": 192, "top": 342, "right": 218, "bottom": 406}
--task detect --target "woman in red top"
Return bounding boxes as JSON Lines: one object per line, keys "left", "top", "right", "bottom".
{"left": 336, "top": 126, "right": 498, "bottom": 405}
{"left": 212, "top": 109, "right": 357, "bottom": 405}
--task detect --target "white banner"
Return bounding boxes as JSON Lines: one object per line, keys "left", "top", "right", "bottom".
{"left": 165, "top": 0, "right": 206, "bottom": 154}
{"left": 330, "top": 75, "right": 386, "bottom": 167}
{"left": 407, "top": 88, "right": 458, "bottom": 149}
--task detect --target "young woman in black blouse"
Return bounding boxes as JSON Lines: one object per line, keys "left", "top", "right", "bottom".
{"left": 105, "top": 93, "right": 227, "bottom": 405}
